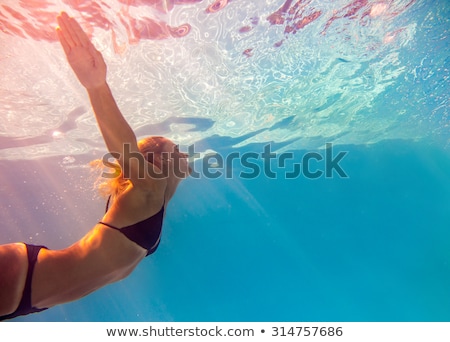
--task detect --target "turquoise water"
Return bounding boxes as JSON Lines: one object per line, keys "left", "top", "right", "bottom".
{"left": 0, "top": 0, "right": 449, "bottom": 321}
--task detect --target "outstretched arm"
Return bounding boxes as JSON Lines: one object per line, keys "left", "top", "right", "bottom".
{"left": 56, "top": 12, "right": 152, "bottom": 187}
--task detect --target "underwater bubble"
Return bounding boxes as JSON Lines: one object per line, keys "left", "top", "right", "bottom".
{"left": 62, "top": 156, "right": 75, "bottom": 164}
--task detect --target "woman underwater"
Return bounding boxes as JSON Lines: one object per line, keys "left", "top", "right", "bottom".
{"left": 0, "top": 12, "right": 191, "bottom": 320}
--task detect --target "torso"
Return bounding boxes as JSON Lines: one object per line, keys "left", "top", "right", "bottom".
{"left": 31, "top": 181, "right": 167, "bottom": 309}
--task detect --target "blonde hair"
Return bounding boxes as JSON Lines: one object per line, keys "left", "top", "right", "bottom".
{"left": 90, "top": 136, "right": 169, "bottom": 198}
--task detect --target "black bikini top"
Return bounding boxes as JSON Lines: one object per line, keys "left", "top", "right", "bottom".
{"left": 98, "top": 196, "right": 164, "bottom": 256}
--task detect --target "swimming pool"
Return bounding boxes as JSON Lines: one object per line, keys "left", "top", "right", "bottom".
{"left": 0, "top": 0, "right": 449, "bottom": 321}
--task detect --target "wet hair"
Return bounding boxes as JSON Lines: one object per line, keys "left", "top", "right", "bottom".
{"left": 91, "top": 136, "right": 171, "bottom": 198}
{"left": 137, "top": 136, "right": 168, "bottom": 164}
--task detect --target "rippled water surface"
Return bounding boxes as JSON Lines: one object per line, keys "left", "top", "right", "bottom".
{"left": 1, "top": 0, "right": 448, "bottom": 159}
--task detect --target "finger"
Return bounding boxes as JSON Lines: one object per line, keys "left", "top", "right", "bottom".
{"left": 68, "top": 16, "right": 91, "bottom": 47}
{"left": 57, "top": 13, "right": 76, "bottom": 47}
{"left": 56, "top": 27, "right": 71, "bottom": 56}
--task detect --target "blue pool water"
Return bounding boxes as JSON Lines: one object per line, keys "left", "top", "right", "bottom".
{"left": 0, "top": 0, "right": 449, "bottom": 321}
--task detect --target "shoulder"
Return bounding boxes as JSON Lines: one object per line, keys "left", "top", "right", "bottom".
{"left": 126, "top": 159, "right": 168, "bottom": 193}
{"left": 115, "top": 178, "right": 166, "bottom": 215}
{"left": 131, "top": 173, "right": 167, "bottom": 196}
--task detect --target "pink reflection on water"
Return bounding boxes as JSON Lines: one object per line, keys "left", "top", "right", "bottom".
{"left": 239, "top": 0, "right": 321, "bottom": 56}
{"left": 267, "top": 0, "right": 293, "bottom": 25}
{"left": 370, "top": 2, "right": 389, "bottom": 17}
{"left": 62, "top": 0, "right": 111, "bottom": 38}
{"left": 265, "top": 0, "right": 321, "bottom": 49}
{"left": 383, "top": 27, "right": 404, "bottom": 44}
{"left": 174, "top": 0, "right": 203, "bottom": 4}
{"left": 117, "top": 0, "right": 202, "bottom": 13}
{"left": 0, "top": 0, "right": 417, "bottom": 57}
{"left": 0, "top": 0, "right": 199, "bottom": 46}
{"left": 126, "top": 16, "right": 190, "bottom": 41}
{"left": 238, "top": 17, "right": 258, "bottom": 34}
{"left": 242, "top": 48, "right": 253, "bottom": 57}
{"left": 322, "top": 0, "right": 416, "bottom": 35}
{"left": 205, "top": 0, "right": 230, "bottom": 14}
{"left": 1, "top": 3, "right": 58, "bottom": 42}
{"left": 117, "top": 0, "right": 174, "bottom": 13}
{"left": 238, "top": 25, "right": 252, "bottom": 33}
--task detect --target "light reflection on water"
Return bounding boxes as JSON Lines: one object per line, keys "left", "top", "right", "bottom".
{"left": 1, "top": 0, "right": 447, "bottom": 160}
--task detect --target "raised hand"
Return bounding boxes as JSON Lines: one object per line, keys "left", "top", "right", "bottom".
{"left": 56, "top": 12, "right": 107, "bottom": 90}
